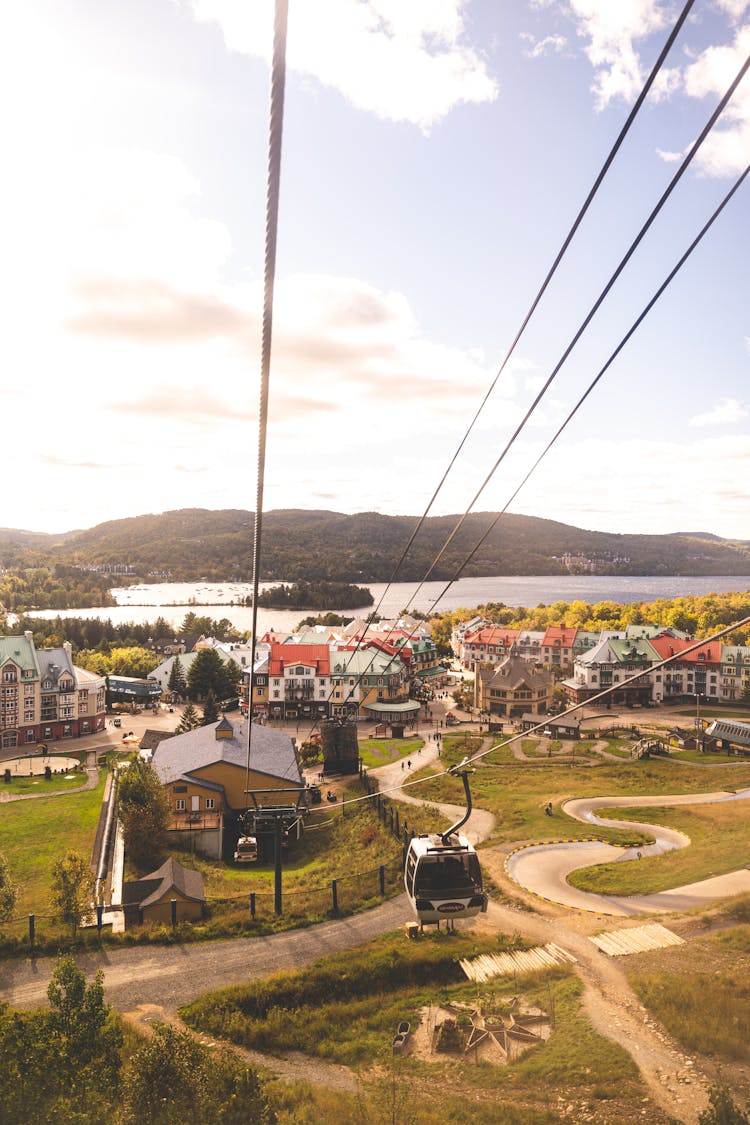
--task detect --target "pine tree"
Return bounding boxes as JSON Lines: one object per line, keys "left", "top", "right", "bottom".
{"left": 202, "top": 689, "right": 220, "bottom": 725}
{"left": 168, "top": 655, "right": 187, "bottom": 698}
{"left": 177, "top": 701, "right": 202, "bottom": 733}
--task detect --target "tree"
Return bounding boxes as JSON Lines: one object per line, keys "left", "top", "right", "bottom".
{"left": 50, "top": 851, "right": 95, "bottom": 938}
{"left": 202, "top": 689, "right": 220, "bottom": 725}
{"left": 177, "top": 701, "right": 202, "bottom": 733}
{"left": 167, "top": 655, "right": 187, "bottom": 698}
{"left": 46, "top": 956, "right": 122, "bottom": 1107}
{"left": 699, "top": 1084, "right": 750, "bottom": 1124}
{"left": 0, "top": 850, "right": 17, "bottom": 921}
{"left": 118, "top": 758, "right": 170, "bottom": 870}
{"left": 120, "top": 1022, "right": 275, "bottom": 1125}
{"left": 219, "top": 657, "right": 242, "bottom": 700}
{"left": 187, "top": 648, "right": 227, "bottom": 701}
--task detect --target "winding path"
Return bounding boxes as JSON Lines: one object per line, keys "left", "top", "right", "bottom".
{"left": 506, "top": 787, "right": 750, "bottom": 915}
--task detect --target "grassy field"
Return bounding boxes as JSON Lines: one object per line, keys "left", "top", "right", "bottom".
{"left": 567, "top": 799, "right": 750, "bottom": 894}
{"left": 408, "top": 740, "right": 750, "bottom": 857}
{"left": 182, "top": 930, "right": 648, "bottom": 1124}
{"left": 0, "top": 772, "right": 106, "bottom": 924}
{"left": 358, "top": 736, "right": 424, "bottom": 768}
{"left": 0, "top": 772, "right": 86, "bottom": 797}
{"left": 628, "top": 923, "right": 750, "bottom": 1064}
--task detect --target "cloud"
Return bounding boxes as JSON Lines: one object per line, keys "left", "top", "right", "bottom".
{"left": 113, "top": 388, "right": 248, "bottom": 426}
{"left": 189, "top": 0, "right": 498, "bottom": 129}
{"left": 39, "top": 455, "right": 132, "bottom": 471}
{"left": 683, "top": 23, "right": 750, "bottom": 176}
{"left": 656, "top": 146, "right": 683, "bottom": 162}
{"left": 564, "top": 0, "right": 670, "bottom": 109}
{"left": 65, "top": 277, "right": 250, "bottom": 343}
{"left": 507, "top": 433, "right": 750, "bottom": 537}
{"left": 520, "top": 32, "right": 568, "bottom": 58}
{"left": 689, "top": 397, "right": 748, "bottom": 427}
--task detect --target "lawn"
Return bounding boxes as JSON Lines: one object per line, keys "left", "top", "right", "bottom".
{"left": 0, "top": 771, "right": 106, "bottom": 925}
{"left": 567, "top": 799, "right": 750, "bottom": 895}
{"left": 358, "top": 736, "right": 424, "bottom": 768}
{"left": 0, "top": 772, "right": 85, "bottom": 797}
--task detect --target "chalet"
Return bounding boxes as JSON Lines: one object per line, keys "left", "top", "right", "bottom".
{"left": 475, "top": 654, "right": 554, "bottom": 720}
{"left": 152, "top": 716, "right": 304, "bottom": 858}
{"left": 122, "top": 857, "right": 205, "bottom": 928}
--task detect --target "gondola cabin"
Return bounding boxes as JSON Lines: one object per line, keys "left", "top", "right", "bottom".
{"left": 404, "top": 833, "right": 487, "bottom": 924}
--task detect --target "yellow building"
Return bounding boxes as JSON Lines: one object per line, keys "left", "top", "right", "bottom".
{"left": 152, "top": 715, "right": 304, "bottom": 858}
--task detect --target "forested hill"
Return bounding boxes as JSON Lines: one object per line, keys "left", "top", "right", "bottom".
{"left": 1, "top": 508, "right": 750, "bottom": 582}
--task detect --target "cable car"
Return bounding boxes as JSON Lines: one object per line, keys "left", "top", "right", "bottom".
{"left": 404, "top": 761, "right": 487, "bottom": 925}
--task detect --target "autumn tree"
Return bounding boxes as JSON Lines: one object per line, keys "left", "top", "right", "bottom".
{"left": 50, "top": 851, "right": 95, "bottom": 938}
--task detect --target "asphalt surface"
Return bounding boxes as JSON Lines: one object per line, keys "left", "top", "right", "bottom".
{"left": 507, "top": 787, "right": 750, "bottom": 915}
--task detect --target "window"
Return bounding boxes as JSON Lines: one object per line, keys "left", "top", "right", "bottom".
{"left": 273, "top": 690, "right": 280, "bottom": 699}
{"left": 176, "top": 799, "right": 186, "bottom": 811}
{"left": 174, "top": 785, "right": 187, "bottom": 793}
{"left": 205, "top": 798, "right": 215, "bottom": 810}
{"left": 25, "top": 730, "right": 35, "bottom": 743}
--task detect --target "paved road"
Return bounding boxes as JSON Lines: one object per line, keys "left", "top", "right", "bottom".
{"left": 507, "top": 787, "right": 750, "bottom": 915}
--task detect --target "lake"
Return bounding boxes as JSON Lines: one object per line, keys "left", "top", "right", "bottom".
{"left": 23, "top": 574, "right": 750, "bottom": 634}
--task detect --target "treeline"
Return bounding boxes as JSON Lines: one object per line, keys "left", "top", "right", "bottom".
{"left": 14, "top": 611, "right": 244, "bottom": 654}
{"left": 255, "top": 580, "right": 373, "bottom": 609}
{"left": 429, "top": 589, "right": 750, "bottom": 648}
{"left": 0, "top": 565, "right": 117, "bottom": 612}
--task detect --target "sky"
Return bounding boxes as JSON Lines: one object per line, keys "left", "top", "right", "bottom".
{"left": 3, "top": 0, "right": 750, "bottom": 539}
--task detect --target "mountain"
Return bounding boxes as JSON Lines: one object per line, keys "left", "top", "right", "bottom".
{"left": 1, "top": 508, "right": 749, "bottom": 582}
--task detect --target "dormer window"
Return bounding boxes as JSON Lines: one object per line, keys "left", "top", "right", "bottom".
{"left": 42, "top": 679, "right": 53, "bottom": 691}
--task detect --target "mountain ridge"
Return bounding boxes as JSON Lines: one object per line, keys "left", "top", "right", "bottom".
{"left": 1, "top": 509, "right": 749, "bottom": 583}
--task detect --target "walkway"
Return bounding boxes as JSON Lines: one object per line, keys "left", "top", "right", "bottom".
{"left": 370, "top": 737, "right": 496, "bottom": 845}
{"left": 507, "top": 787, "right": 750, "bottom": 915}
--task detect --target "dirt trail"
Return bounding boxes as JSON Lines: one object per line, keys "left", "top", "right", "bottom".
{"left": 122, "top": 1003, "right": 360, "bottom": 1093}
{"left": 480, "top": 856, "right": 710, "bottom": 1123}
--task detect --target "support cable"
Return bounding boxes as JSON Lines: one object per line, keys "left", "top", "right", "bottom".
{"left": 341, "top": 0, "right": 696, "bottom": 636}
{"left": 245, "top": 0, "right": 289, "bottom": 803}
{"left": 318, "top": 154, "right": 750, "bottom": 811}
{"left": 404, "top": 48, "right": 750, "bottom": 605}
{"left": 288, "top": 0, "right": 699, "bottom": 747}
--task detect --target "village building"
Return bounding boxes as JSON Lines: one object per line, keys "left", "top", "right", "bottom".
{"left": 122, "top": 857, "right": 205, "bottom": 927}
{"left": 562, "top": 635, "right": 657, "bottom": 708}
{"left": 0, "top": 633, "right": 106, "bottom": 748}
{"left": 648, "top": 636, "right": 722, "bottom": 704}
{"left": 475, "top": 654, "right": 554, "bottom": 720}
{"left": 151, "top": 716, "right": 304, "bottom": 859}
